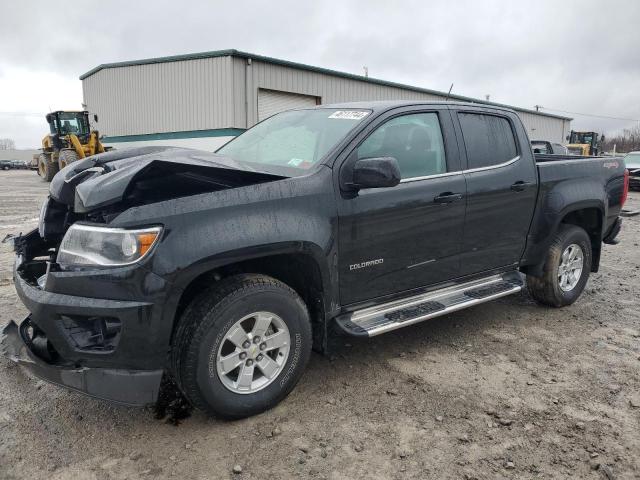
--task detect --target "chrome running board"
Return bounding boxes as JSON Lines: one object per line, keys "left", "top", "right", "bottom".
{"left": 335, "top": 272, "right": 523, "bottom": 337}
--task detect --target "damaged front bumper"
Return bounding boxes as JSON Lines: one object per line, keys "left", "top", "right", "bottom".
{"left": 1, "top": 319, "right": 162, "bottom": 406}
{"left": 1, "top": 228, "right": 176, "bottom": 407}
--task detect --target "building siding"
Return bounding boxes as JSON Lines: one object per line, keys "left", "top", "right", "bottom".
{"left": 83, "top": 56, "right": 236, "bottom": 137}
{"left": 83, "top": 52, "right": 570, "bottom": 145}
{"left": 517, "top": 110, "right": 570, "bottom": 144}
{"left": 240, "top": 58, "right": 445, "bottom": 127}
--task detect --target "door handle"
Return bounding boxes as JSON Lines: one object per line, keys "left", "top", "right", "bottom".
{"left": 434, "top": 192, "right": 463, "bottom": 204}
{"left": 510, "top": 181, "right": 534, "bottom": 192}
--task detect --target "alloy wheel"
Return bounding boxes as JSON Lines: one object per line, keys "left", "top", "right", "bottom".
{"left": 216, "top": 311, "right": 291, "bottom": 394}
{"left": 558, "top": 243, "right": 584, "bottom": 292}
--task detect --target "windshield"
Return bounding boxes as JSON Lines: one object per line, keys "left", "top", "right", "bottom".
{"left": 570, "top": 132, "right": 594, "bottom": 144}
{"left": 217, "top": 108, "right": 370, "bottom": 176}
{"left": 624, "top": 153, "right": 640, "bottom": 168}
{"left": 55, "top": 112, "right": 90, "bottom": 136}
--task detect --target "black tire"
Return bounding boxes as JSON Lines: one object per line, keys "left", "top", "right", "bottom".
{"left": 37, "top": 153, "right": 58, "bottom": 182}
{"left": 58, "top": 149, "right": 79, "bottom": 170}
{"left": 527, "top": 224, "right": 592, "bottom": 307}
{"left": 171, "top": 274, "right": 312, "bottom": 419}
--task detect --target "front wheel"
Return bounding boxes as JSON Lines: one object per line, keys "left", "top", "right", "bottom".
{"left": 527, "top": 224, "right": 592, "bottom": 307}
{"left": 58, "top": 149, "right": 79, "bottom": 170}
{"left": 171, "top": 274, "right": 312, "bottom": 419}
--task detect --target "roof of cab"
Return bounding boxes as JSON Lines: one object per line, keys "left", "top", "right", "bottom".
{"left": 320, "top": 100, "right": 524, "bottom": 116}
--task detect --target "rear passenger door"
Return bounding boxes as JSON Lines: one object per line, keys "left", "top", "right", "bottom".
{"left": 453, "top": 108, "right": 538, "bottom": 276}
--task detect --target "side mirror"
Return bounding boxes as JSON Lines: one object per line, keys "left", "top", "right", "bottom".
{"left": 93, "top": 114, "right": 99, "bottom": 122}
{"left": 351, "top": 157, "right": 401, "bottom": 189}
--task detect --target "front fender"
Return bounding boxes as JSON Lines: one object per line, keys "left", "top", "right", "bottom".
{"left": 167, "top": 240, "right": 336, "bottom": 308}
{"left": 110, "top": 168, "right": 339, "bottom": 327}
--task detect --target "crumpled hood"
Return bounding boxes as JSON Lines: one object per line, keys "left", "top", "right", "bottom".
{"left": 49, "top": 146, "right": 285, "bottom": 212}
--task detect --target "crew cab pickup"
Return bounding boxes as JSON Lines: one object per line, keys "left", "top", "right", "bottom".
{"left": 1, "top": 101, "right": 628, "bottom": 418}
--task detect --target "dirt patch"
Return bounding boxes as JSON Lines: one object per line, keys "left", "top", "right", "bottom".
{"left": 0, "top": 170, "right": 638, "bottom": 479}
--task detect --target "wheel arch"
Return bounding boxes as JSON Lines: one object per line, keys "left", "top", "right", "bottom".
{"left": 521, "top": 202, "right": 605, "bottom": 277}
{"left": 558, "top": 205, "right": 604, "bottom": 272}
{"left": 164, "top": 242, "right": 336, "bottom": 350}
{"left": 520, "top": 170, "right": 610, "bottom": 277}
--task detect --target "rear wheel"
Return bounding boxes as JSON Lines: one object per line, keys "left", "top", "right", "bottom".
{"left": 171, "top": 274, "right": 312, "bottom": 418}
{"left": 37, "top": 153, "right": 58, "bottom": 182}
{"left": 58, "top": 149, "right": 79, "bottom": 170}
{"left": 527, "top": 224, "right": 592, "bottom": 307}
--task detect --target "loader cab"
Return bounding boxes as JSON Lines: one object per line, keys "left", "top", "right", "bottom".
{"left": 46, "top": 111, "right": 91, "bottom": 142}
{"left": 567, "top": 130, "right": 601, "bottom": 156}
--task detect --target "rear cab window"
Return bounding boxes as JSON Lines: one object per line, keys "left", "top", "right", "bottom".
{"left": 458, "top": 112, "right": 518, "bottom": 169}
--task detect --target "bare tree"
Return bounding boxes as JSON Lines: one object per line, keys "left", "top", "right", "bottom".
{"left": 601, "top": 124, "right": 640, "bottom": 154}
{"left": 0, "top": 138, "right": 16, "bottom": 150}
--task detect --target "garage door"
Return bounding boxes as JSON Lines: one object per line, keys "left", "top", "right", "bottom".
{"left": 257, "top": 89, "right": 319, "bottom": 121}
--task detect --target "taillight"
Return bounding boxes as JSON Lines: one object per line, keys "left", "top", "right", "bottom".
{"left": 621, "top": 169, "right": 629, "bottom": 207}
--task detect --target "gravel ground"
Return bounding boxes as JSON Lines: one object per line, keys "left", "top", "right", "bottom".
{"left": 0, "top": 169, "right": 638, "bottom": 480}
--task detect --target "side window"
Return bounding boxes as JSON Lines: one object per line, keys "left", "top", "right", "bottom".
{"left": 458, "top": 113, "right": 518, "bottom": 169}
{"left": 357, "top": 112, "right": 447, "bottom": 179}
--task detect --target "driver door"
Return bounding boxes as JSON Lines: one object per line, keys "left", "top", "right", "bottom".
{"left": 337, "top": 108, "right": 467, "bottom": 305}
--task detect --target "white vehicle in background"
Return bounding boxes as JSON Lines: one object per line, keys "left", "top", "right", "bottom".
{"left": 623, "top": 151, "right": 640, "bottom": 190}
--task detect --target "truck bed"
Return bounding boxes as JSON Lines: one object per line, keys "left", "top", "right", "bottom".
{"left": 535, "top": 154, "right": 625, "bottom": 189}
{"left": 534, "top": 153, "right": 615, "bottom": 162}
{"left": 527, "top": 153, "right": 626, "bottom": 265}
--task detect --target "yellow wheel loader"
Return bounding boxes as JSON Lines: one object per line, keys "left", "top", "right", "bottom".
{"left": 36, "top": 111, "right": 110, "bottom": 181}
{"left": 566, "top": 131, "right": 601, "bottom": 156}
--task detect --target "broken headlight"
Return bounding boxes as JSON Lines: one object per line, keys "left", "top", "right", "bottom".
{"left": 56, "top": 224, "right": 162, "bottom": 267}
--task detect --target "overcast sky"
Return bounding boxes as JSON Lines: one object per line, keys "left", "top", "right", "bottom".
{"left": 1, "top": 0, "right": 639, "bottom": 148}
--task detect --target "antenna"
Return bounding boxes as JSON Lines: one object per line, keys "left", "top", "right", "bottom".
{"left": 485, "top": 94, "right": 490, "bottom": 101}
{"left": 534, "top": 105, "right": 543, "bottom": 112}
{"left": 445, "top": 83, "right": 454, "bottom": 101}
{"left": 363, "top": 66, "right": 369, "bottom": 78}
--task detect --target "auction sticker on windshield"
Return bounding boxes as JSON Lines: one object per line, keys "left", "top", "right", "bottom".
{"left": 328, "top": 110, "right": 370, "bottom": 120}
{"left": 288, "top": 158, "right": 313, "bottom": 168}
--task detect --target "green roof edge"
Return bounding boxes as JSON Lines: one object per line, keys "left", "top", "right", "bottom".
{"left": 102, "top": 128, "right": 245, "bottom": 143}
{"left": 79, "top": 49, "right": 572, "bottom": 121}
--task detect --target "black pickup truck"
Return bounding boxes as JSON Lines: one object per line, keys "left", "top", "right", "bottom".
{"left": 1, "top": 101, "right": 629, "bottom": 419}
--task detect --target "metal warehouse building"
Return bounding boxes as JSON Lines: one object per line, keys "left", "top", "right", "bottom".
{"left": 80, "top": 49, "right": 572, "bottom": 150}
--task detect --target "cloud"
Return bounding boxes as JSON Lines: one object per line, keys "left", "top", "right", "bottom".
{"left": 0, "top": 67, "right": 82, "bottom": 147}
{"left": 1, "top": 0, "right": 638, "bottom": 148}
